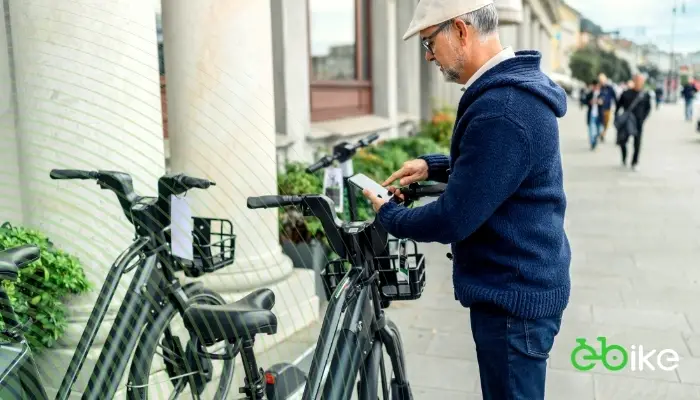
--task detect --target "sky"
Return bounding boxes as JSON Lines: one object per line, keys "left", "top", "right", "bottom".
{"left": 564, "top": 0, "right": 700, "bottom": 54}
{"left": 308, "top": 0, "right": 355, "bottom": 56}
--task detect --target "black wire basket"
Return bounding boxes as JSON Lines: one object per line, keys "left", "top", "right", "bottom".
{"left": 373, "top": 238, "right": 426, "bottom": 301}
{"left": 180, "top": 217, "right": 236, "bottom": 278}
{"left": 319, "top": 238, "right": 426, "bottom": 303}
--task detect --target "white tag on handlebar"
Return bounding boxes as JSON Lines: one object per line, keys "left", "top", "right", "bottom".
{"left": 323, "top": 167, "right": 344, "bottom": 213}
{"left": 170, "top": 195, "right": 193, "bottom": 261}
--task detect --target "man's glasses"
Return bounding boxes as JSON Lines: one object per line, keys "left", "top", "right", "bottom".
{"left": 421, "top": 20, "right": 468, "bottom": 56}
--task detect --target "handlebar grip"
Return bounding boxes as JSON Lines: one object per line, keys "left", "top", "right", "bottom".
{"left": 305, "top": 156, "right": 332, "bottom": 174}
{"left": 365, "top": 133, "right": 379, "bottom": 143}
{"left": 413, "top": 183, "right": 447, "bottom": 196}
{"left": 179, "top": 175, "right": 215, "bottom": 189}
{"left": 247, "top": 195, "right": 303, "bottom": 209}
{"left": 398, "top": 183, "right": 447, "bottom": 204}
{"left": 50, "top": 169, "right": 97, "bottom": 180}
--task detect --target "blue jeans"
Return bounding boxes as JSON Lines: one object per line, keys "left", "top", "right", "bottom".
{"left": 686, "top": 100, "right": 694, "bottom": 121}
{"left": 470, "top": 304, "right": 563, "bottom": 400}
{"left": 588, "top": 115, "right": 602, "bottom": 148}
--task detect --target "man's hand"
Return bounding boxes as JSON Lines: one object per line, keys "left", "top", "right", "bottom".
{"left": 362, "top": 189, "right": 389, "bottom": 212}
{"left": 382, "top": 159, "right": 429, "bottom": 187}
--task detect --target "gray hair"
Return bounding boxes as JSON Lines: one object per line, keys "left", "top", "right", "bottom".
{"left": 455, "top": 3, "right": 499, "bottom": 40}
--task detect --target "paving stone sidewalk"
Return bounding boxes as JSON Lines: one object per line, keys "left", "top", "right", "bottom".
{"left": 382, "top": 100, "right": 700, "bottom": 399}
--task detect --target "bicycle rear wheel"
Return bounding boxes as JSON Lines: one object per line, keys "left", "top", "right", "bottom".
{"left": 126, "top": 287, "right": 235, "bottom": 399}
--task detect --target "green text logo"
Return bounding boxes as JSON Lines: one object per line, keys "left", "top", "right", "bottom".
{"left": 571, "top": 337, "right": 679, "bottom": 372}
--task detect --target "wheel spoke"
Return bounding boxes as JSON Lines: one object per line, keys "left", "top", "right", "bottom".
{"left": 167, "top": 380, "right": 187, "bottom": 400}
{"left": 158, "top": 342, "right": 185, "bottom": 361}
{"left": 128, "top": 371, "right": 199, "bottom": 389}
{"left": 154, "top": 349, "right": 181, "bottom": 366}
{"left": 127, "top": 289, "right": 235, "bottom": 400}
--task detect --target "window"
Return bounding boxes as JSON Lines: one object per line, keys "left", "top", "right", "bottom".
{"left": 308, "top": 0, "right": 372, "bottom": 122}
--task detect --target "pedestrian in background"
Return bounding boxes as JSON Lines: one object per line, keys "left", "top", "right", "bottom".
{"left": 654, "top": 84, "right": 664, "bottom": 109}
{"left": 579, "top": 84, "right": 589, "bottom": 110}
{"left": 362, "top": 0, "right": 571, "bottom": 398}
{"left": 615, "top": 74, "right": 652, "bottom": 171}
{"left": 584, "top": 79, "right": 603, "bottom": 150}
{"left": 681, "top": 78, "right": 697, "bottom": 122}
{"left": 597, "top": 73, "right": 616, "bottom": 142}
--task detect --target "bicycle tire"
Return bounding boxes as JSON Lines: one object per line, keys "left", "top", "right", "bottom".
{"left": 125, "top": 287, "right": 235, "bottom": 399}
{"left": 356, "top": 319, "right": 409, "bottom": 400}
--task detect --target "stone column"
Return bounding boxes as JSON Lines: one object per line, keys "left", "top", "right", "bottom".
{"left": 495, "top": 0, "right": 524, "bottom": 24}
{"left": 531, "top": 18, "right": 540, "bottom": 53}
{"left": 540, "top": 27, "right": 551, "bottom": 74}
{"left": 372, "top": 0, "right": 399, "bottom": 138}
{"left": 271, "top": 0, "right": 311, "bottom": 163}
{"left": 396, "top": 0, "right": 421, "bottom": 121}
{"left": 499, "top": 25, "right": 519, "bottom": 49}
{"left": 518, "top": 3, "right": 532, "bottom": 50}
{"left": 419, "top": 53, "right": 433, "bottom": 121}
{"left": 8, "top": 0, "right": 166, "bottom": 394}
{"left": 0, "top": 0, "right": 22, "bottom": 225}
{"left": 161, "top": 0, "right": 318, "bottom": 349}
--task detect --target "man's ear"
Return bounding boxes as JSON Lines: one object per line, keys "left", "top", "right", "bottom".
{"left": 453, "top": 19, "right": 470, "bottom": 45}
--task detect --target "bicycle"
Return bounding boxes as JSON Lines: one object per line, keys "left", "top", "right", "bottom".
{"left": 180, "top": 180, "right": 446, "bottom": 399}
{"left": 0, "top": 169, "right": 240, "bottom": 399}
{"left": 304, "top": 134, "right": 444, "bottom": 307}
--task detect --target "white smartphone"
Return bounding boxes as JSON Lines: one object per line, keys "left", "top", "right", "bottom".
{"left": 348, "top": 173, "right": 392, "bottom": 199}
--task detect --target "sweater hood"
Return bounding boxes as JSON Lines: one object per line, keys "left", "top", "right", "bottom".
{"left": 458, "top": 50, "right": 568, "bottom": 118}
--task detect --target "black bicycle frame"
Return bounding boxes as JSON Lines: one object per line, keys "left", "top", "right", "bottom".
{"left": 53, "top": 238, "right": 193, "bottom": 400}
{"left": 301, "top": 265, "right": 409, "bottom": 400}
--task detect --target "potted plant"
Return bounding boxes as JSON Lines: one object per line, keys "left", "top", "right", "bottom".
{"left": 277, "top": 163, "right": 333, "bottom": 299}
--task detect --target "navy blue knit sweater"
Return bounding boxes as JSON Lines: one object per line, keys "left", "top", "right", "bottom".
{"left": 377, "top": 50, "right": 571, "bottom": 319}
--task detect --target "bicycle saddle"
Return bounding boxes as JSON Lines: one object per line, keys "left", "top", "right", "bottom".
{"left": 0, "top": 244, "right": 40, "bottom": 281}
{"left": 183, "top": 288, "right": 277, "bottom": 346}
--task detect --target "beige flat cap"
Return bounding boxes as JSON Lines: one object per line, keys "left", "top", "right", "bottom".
{"left": 403, "top": 0, "right": 494, "bottom": 40}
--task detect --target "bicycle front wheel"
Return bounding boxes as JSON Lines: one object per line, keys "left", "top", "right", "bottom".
{"left": 356, "top": 319, "right": 411, "bottom": 400}
{"left": 126, "top": 287, "right": 235, "bottom": 399}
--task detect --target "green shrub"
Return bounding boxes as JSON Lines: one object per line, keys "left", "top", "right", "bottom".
{"left": 276, "top": 133, "right": 451, "bottom": 250}
{"left": 277, "top": 162, "right": 325, "bottom": 243}
{"left": 416, "top": 106, "right": 456, "bottom": 148}
{"left": 0, "top": 222, "right": 91, "bottom": 352}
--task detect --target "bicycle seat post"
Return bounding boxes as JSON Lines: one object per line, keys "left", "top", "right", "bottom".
{"left": 238, "top": 338, "right": 265, "bottom": 399}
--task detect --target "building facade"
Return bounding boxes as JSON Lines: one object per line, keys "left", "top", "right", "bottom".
{"left": 160, "top": 0, "right": 561, "bottom": 169}
{"left": 1, "top": 0, "right": 559, "bottom": 396}
{"left": 551, "top": 1, "right": 581, "bottom": 76}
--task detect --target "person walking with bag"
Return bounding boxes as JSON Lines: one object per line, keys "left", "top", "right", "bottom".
{"left": 615, "top": 74, "right": 651, "bottom": 171}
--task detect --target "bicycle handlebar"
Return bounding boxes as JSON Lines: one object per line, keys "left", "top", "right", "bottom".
{"left": 358, "top": 133, "right": 379, "bottom": 146}
{"left": 246, "top": 195, "right": 303, "bottom": 209}
{"left": 179, "top": 175, "right": 216, "bottom": 190}
{"left": 400, "top": 182, "right": 446, "bottom": 199}
{"left": 305, "top": 156, "right": 334, "bottom": 174}
{"left": 305, "top": 132, "right": 380, "bottom": 173}
{"left": 391, "top": 182, "right": 446, "bottom": 207}
{"left": 50, "top": 168, "right": 216, "bottom": 229}
{"left": 247, "top": 194, "right": 351, "bottom": 258}
{"left": 50, "top": 169, "right": 98, "bottom": 180}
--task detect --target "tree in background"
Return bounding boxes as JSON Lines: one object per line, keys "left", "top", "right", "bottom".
{"left": 570, "top": 46, "right": 632, "bottom": 84}
{"left": 569, "top": 47, "right": 598, "bottom": 84}
{"left": 638, "top": 64, "right": 661, "bottom": 83}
